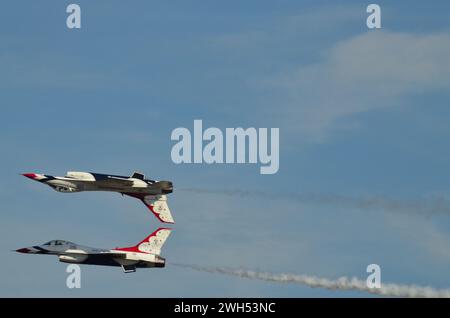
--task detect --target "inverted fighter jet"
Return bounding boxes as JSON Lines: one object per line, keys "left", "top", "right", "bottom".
{"left": 22, "top": 171, "right": 174, "bottom": 223}
{"left": 15, "top": 228, "right": 172, "bottom": 273}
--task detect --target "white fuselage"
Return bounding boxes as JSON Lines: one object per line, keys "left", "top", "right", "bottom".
{"left": 45, "top": 177, "right": 155, "bottom": 193}
{"left": 26, "top": 171, "right": 172, "bottom": 195}
{"left": 22, "top": 171, "right": 175, "bottom": 223}
{"left": 17, "top": 241, "right": 165, "bottom": 269}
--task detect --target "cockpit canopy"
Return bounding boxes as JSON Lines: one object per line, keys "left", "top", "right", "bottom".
{"left": 42, "top": 240, "right": 74, "bottom": 246}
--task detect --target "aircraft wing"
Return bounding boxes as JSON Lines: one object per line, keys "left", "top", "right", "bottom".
{"left": 90, "top": 252, "right": 127, "bottom": 258}
{"left": 94, "top": 176, "right": 134, "bottom": 188}
{"left": 67, "top": 251, "right": 136, "bottom": 272}
{"left": 65, "top": 250, "right": 127, "bottom": 259}
{"left": 122, "top": 193, "right": 174, "bottom": 224}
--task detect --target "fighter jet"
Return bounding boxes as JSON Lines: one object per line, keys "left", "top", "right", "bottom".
{"left": 15, "top": 228, "right": 172, "bottom": 273}
{"left": 22, "top": 171, "right": 174, "bottom": 223}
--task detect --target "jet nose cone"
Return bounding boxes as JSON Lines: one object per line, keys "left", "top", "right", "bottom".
{"left": 22, "top": 173, "right": 37, "bottom": 180}
{"left": 16, "top": 248, "right": 31, "bottom": 253}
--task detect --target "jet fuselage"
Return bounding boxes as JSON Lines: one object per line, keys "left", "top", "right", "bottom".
{"left": 16, "top": 228, "right": 172, "bottom": 273}
{"left": 23, "top": 171, "right": 173, "bottom": 194}
{"left": 22, "top": 171, "right": 175, "bottom": 223}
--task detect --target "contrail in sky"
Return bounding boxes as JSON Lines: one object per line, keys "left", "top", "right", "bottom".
{"left": 179, "top": 188, "right": 450, "bottom": 216}
{"left": 173, "top": 263, "right": 450, "bottom": 298}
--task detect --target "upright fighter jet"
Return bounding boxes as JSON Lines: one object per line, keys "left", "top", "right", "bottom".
{"left": 15, "top": 228, "right": 172, "bottom": 273}
{"left": 22, "top": 171, "right": 174, "bottom": 223}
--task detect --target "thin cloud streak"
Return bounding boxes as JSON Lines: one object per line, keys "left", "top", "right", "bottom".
{"left": 174, "top": 263, "right": 450, "bottom": 298}
{"left": 179, "top": 188, "right": 450, "bottom": 217}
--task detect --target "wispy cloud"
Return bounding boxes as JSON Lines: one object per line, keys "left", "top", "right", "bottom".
{"left": 259, "top": 31, "right": 450, "bottom": 141}
{"left": 213, "top": 13, "right": 450, "bottom": 142}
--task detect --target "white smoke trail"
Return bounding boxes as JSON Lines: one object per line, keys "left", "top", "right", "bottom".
{"left": 179, "top": 188, "right": 450, "bottom": 217}
{"left": 173, "top": 263, "right": 450, "bottom": 298}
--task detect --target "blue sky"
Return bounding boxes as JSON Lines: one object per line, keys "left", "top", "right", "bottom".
{"left": 1, "top": 1, "right": 450, "bottom": 297}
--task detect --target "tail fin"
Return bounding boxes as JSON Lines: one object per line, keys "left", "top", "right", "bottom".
{"left": 115, "top": 228, "right": 172, "bottom": 255}
{"left": 143, "top": 194, "right": 174, "bottom": 224}
{"left": 122, "top": 193, "right": 174, "bottom": 224}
